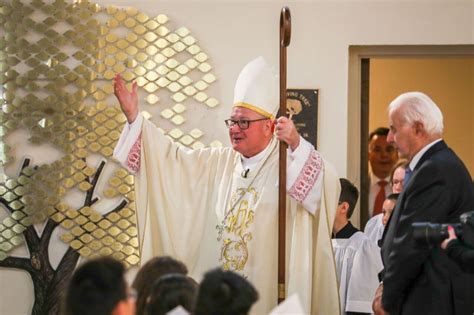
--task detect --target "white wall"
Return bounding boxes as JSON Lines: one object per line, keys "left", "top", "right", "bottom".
{"left": 1, "top": 1, "right": 473, "bottom": 313}
{"left": 97, "top": 0, "right": 473, "bottom": 174}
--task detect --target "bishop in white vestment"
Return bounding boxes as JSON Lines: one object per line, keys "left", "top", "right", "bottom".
{"left": 113, "top": 57, "right": 340, "bottom": 314}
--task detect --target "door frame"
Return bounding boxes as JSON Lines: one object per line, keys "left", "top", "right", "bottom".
{"left": 347, "top": 45, "right": 474, "bottom": 227}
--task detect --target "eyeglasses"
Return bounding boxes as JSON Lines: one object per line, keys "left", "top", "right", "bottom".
{"left": 224, "top": 118, "right": 269, "bottom": 130}
{"left": 392, "top": 179, "right": 403, "bottom": 185}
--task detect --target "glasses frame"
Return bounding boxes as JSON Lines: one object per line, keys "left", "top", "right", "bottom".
{"left": 224, "top": 118, "right": 269, "bottom": 130}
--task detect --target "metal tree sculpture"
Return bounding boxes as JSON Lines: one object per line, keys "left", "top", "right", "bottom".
{"left": 0, "top": 158, "right": 128, "bottom": 314}
{"left": 0, "top": 0, "right": 219, "bottom": 313}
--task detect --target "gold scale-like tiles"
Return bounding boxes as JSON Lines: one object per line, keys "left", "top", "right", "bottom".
{"left": 0, "top": 0, "right": 221, "bottom": 266}
{"left": 0, "top": 155, "right": 140, "bottom": 263}
{"left": 0, "top": 160, "right": 68, "bottom": 261}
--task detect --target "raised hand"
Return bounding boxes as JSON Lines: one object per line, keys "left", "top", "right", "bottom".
{"left": 274, "top": 116, "right": 300, "bottom": 150}
{"left": 113, "top": 74, "right": 138, "bottom": 124}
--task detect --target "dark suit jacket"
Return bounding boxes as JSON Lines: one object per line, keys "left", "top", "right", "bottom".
{"left": 381, "top": 140, "right": 474, "bottom": 315}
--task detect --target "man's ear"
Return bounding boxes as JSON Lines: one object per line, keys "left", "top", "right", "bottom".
{"left": 413, "top": 121, "right": 425, "bottom": 135}
{"left": 336, "top": 201, "right": 349, "bottom": 216}
{"left": 340, "top": 201, "right": 349, "bottom": 216}
{"left": 267, "top": 119, "right": 275, "bottom": 135}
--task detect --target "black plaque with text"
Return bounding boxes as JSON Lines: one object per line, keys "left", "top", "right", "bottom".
{"left": 286, "top": 89, "right": 319, "bottom": 148}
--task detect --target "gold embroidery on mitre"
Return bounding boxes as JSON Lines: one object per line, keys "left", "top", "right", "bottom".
{"left": 217, "top": 187, "right": 258, "bottom": 274}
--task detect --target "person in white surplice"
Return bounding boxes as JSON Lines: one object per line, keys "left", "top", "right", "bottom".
{"left": 113, "top": 56, "right": 340, "bottom": 314}
{"left": 332, "top": 179, "right": 383, "bottom": 315}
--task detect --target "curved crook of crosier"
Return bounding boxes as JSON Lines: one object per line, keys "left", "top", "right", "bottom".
{"left": 280, "top": 7, "right": 291, "bottom": 48}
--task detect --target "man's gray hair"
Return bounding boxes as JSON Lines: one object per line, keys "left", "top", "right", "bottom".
{"left": 388, "top": 92, "right": 444, "bottom": 136}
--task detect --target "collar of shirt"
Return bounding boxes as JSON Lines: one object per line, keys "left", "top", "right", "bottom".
{"left": 369, "top": 170, "right": 390, "bottom": 188}
{"left": 241, "top": 139, "right": 274, "bottom": 171}
{"left": 409, "top": 138, "right": 443, "bottom": 171}
{"left": 332, "top": 221, "right": 360, "bottom": 239}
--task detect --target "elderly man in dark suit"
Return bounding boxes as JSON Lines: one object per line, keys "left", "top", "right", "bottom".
{"left": 373, "top": 92, "right": 474, "bottom": 315}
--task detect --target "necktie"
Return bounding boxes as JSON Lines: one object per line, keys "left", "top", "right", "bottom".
{"left": 373, "top": 180, "right": 388, "bottom": 216}
{"left": 404, "top": 167, "right": 412, "bottom": 186}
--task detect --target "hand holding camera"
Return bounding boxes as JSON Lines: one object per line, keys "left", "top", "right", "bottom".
{"left": 440, "top": 225, "right": 457, "bottom": 250}
{"left": 411, "top": 211, "right": 474, "bottom": 274}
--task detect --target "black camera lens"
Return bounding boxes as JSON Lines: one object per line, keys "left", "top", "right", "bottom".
{"left": 412, "top": 223, "right": 449, "bottom": 247}
{"left": 412, "top": 222, "right": 464, "bottom": 247}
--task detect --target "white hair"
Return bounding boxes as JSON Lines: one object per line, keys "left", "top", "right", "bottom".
{"left": 388, "top": 92, "right": 444, "bottom": 136}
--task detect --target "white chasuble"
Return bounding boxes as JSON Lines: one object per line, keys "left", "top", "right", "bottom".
{"left": 114, "top": 113, "right": 341, "bottom": 315}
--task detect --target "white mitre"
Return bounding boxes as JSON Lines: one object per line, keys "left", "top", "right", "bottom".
{"left": 233, "top": 56, "right": 279, "bottom": 119}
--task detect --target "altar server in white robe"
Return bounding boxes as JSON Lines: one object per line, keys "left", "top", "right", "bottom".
{"left": 332, "top": 179, "right": 383, "bottom": 314}
{"left": 113, "top": 56, "right": 340, "bottom": 314}
{"left": 364, "top": 194, "right": 398, "bottom": 246}
{"left": 333, "top": 234, "right": 383, "bottom": 314}
{"left": 363, "top": 213, "right": 384, "bottom": 246}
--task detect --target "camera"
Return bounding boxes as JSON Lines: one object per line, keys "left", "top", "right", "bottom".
{"left": 412, "top": 211, "right": 474, "bottom": 247}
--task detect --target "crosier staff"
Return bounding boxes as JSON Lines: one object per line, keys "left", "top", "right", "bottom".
{"left": 278, "top": 6, "right": 291, "bottom": 304}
